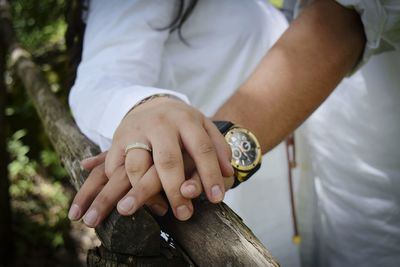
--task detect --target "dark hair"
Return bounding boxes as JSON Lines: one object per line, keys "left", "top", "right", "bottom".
{"left": 65, "top": 0, "right": 87, "bottom": 89}
{"left": 162, "top": 0, "right": 198, "bottom": 43}
{"left": 65, "top": 0, "right": 198, "bottom": 89}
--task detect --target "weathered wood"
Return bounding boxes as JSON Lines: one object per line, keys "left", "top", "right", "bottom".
{"left": 158, "top": 196, "right": 280, "bottom": 267}
{"left": 87, "top": 244, "right": 190, "bottom": 267}
{"left": 0, "top": 21, "right": 14, "bottom": 266}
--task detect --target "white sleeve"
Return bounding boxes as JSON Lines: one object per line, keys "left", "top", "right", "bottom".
{"left": 68, "top": 0, "right": 190, "bottom": 151}
{"left": 335, "top": 0, "right": 400, "bottom": 70}
{"left": 296, "top": 0, "right": 400, "bottom": 72}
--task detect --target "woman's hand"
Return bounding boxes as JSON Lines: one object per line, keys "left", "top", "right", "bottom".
{"left": 68, "top": 151, "right": 170, "bottom": 224}
{"left": 68, "top": 96, "right": 234, "bottom": 227}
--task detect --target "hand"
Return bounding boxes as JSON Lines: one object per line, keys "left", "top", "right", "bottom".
{"left": 68, "top": 150, "right": 235, "bottom": 226}
{"left": 69, "top": 96, "right": 233, "bottom": 226}
{"left": 68, "top": 151, "right": 170, "bottom": 225}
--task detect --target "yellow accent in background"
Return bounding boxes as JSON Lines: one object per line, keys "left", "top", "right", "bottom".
{"left": 292, "top": 235, "right": 302, "bottom": 245}
{"left": 269, "top": 0, "right": 284, "bottom": 9}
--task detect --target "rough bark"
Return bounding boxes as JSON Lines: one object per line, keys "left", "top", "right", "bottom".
{"left": 87, "top": 243, "right": 191, "bottom": 267}
{"left": 0, "top": 22, "right": 14, "bottom": 267}
{"left": 158, "top": 196, "right": 280, "bottom": 267}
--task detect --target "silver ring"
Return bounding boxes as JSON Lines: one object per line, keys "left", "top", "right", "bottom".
{"left": 125, "top": 142, "right": 152, "bottom": 155}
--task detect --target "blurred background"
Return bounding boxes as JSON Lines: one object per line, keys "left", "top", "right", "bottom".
{"left": 1, "top": 1, "right": 99, "bottom": 266}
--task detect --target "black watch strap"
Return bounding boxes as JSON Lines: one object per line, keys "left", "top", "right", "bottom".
{"left": 213, "top": 121, "right": 234, "bottom": 134}
{"left": 232, "top": 177, "right": 241, "bottom": 188}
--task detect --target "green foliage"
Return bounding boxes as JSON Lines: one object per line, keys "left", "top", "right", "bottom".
{"left": 6, "top": 0, "right": 69, "bottom": 171}
{"left": 12, "top": 0, "right": 67, "bottom": 52}
{"left": 8, "top": 129, "right": 37, "bottom": 179}
{"left": 4, "top": 0, "right": 77, "bottom": 264}
{"left": 41, "top": 149, "right": 68, "bottom": 178}
{"left": 7, "top": 128, "right": 71, "bottom": 252}
{"left": 269, "top": 0, "right": 284, "bottom": 9}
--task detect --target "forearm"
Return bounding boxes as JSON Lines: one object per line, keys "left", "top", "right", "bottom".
{"left": 213, "top": 0, "right": 365, "bottom": 153}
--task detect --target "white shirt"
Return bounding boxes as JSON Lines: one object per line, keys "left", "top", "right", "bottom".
{"left": 303, "top": 50, "right": 400, "bottom": 267}
{"left": 69, "top": 0, "right": 287, "bottom": 151}
{"left": 295, "top": 1, "right": 400, "bottom": 267}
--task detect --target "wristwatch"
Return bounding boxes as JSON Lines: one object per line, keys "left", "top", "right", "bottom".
{"left": 213, "top": 121, "right": 262, "bottom": 188}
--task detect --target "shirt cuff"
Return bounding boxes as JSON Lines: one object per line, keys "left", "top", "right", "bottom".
{"left": 98, "top": 86, "right": 190, "bottom": 141}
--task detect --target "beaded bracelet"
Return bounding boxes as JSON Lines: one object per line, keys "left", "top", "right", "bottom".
{"left": 131, "top": 93, "right": 182, "bottom": 110}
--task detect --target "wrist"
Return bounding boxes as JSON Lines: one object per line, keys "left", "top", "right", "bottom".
{"left": 213, "top": 121, "right": 262, "bottom": 188}
{"left": 134, "top": 93, "right": 182, "bottom": 110}
{"left": 126, "top": 93, "right": 184, "bottom": 117}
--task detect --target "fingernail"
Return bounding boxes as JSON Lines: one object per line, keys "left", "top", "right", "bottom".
{"left": 68, "top": 204, "right": 80, "bottom": 220}
{"left": 211, "top": 185, "right": 223, "bottom": 202}
{"left": 176, "top": 205, "right": 191, "bottom": 221}
{"left": 151, "top": 204, "right": 167, "bottom": 216}
{"left": 183, "top": 184, "right": 196, "bottom": 196}
{"left": 83, "top": 209, "right": 98, "bottom": 226}
{"left": 118, "top": 196, "right": 135, "bottom": 213}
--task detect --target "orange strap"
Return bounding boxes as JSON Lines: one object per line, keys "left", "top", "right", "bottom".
{"left": 285, "top": 134, "right": 301, "bottom": 244}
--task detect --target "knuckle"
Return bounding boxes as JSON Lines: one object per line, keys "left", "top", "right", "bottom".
{"left": 179, "top": 110, "right": 196, "bottom": 121}
{"left": 198, "top": 142, "right": 215, "bottom": 155}
{"left": 154, "top": 113, "right": 167, "bottom": 124}
{"left": 125, "top": 163, "right": 142, "bottom": 176}
{"left": 104, "top": 161, "right": 114, "bottom": 178}
{"left": 104, "top": 167, "right": 113, "bottom": 179}
{"left": 157, "top": 152, "right": 180, "bottom": 170}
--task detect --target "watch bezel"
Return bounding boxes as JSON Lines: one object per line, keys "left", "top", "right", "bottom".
{"left": 225, "top": 127, "right": 262, "bottom": 172}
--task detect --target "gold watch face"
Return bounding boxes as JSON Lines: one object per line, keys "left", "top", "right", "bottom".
{"left": 225, "top": 127, "right": 262, "bottom": 171}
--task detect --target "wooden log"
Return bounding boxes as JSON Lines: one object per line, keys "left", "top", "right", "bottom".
{"left": 158, "top": 196, "right": 280, "bottom": 267}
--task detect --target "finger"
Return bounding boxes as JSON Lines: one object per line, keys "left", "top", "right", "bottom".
{"left": 68, "top": 163, "right": 108, "bottom": 221}
{"left": 117, "top": 166, "right": 163, "bottom": 216}
{"left": 80, "top": 151, "right": 108, "bottom": 171}
{"left": 104, "top": 144, "right": 125, "bottom": 179}
{"left": 125, "top": 141, "right": 153, "bottom": 187}
{"left": 151, "top": 128, "right": 194, "bottom": 221}
{"left": 83, "top": 166, "right": 131, "bottom": 227}
{"left": 204, "top": 120, "right": 234, "bottom": 177}
{"left": 145, "top": 194, "right": 168, "bottom": 217}
{"left": 180, "top": 122, "right": 225, "bottom": 203}
{"left": 180, "top": 170, "right": 203, "bottom": 199}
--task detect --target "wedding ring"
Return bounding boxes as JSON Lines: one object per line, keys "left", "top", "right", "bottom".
{"left": 125, "top": 142, "right": 152, "bottom": 155}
